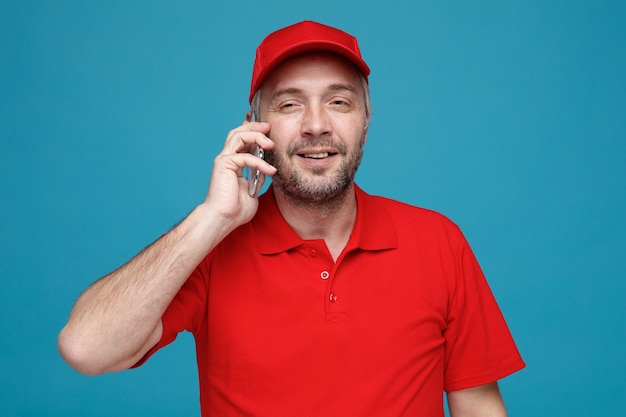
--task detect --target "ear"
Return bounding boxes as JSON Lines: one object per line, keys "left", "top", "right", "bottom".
{"left": 362, "top": 120, "right": 369, "bottom": 144}
{"left": 245, "top": 110, "right": 252, "bottom": 122}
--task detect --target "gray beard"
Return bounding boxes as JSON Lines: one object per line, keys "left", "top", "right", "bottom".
{"left": 265, "top": 136, "right": 364, "bottom": 214}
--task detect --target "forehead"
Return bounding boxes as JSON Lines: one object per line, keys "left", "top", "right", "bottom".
{"left": 260, "top": 51, "right": 364, "bottom": 96}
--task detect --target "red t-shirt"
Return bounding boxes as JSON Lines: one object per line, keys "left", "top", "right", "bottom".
{"left": 138, "top": 185, "right": 525, "bottom": 416}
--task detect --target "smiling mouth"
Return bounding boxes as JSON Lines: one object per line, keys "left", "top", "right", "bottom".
{"left": 299, "top": 152, "right": 336, "bottom": 159}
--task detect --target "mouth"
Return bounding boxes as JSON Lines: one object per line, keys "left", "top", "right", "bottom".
{"left": 298, "top": 151, "right": 337, "bottom": 159}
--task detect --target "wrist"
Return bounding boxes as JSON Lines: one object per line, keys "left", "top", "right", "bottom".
{"left": 177, "top": 203, "right": 238, "bottom": 252}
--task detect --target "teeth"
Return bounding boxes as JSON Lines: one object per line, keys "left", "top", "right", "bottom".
{"left": 303, "top": 152, "right": 329, "bottom": 159}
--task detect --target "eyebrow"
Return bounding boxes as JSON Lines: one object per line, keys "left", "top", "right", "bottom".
{"left": 327, "top": 83, "right": 359, "bottom": 94}
{"left": 271, "top": 83, "right": 359, "bottom": 101}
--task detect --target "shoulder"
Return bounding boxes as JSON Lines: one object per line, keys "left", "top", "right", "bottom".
{"left": 358, "top": 187, "right": 461, "bottom": 233}
{"left": 355, "top": 187, "right": 471, "bottom": 258}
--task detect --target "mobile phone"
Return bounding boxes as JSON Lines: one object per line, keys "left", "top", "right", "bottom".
{"left": 246, "top": 110, "right": 264, "bottom": 197}
{"left": 246, "top": 144, "right": 264, "bottom": 197}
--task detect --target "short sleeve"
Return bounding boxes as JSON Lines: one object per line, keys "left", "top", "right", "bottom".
{"left": 443, "top": 234, "right": 525, "bottom": 391}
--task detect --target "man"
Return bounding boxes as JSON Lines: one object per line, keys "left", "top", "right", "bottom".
{"left": 59, "top": 20, "right": 524, "bottom": 416}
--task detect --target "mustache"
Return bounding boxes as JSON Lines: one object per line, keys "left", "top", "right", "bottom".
{"left": 286, "top": 137, "right": 348, "bottom": 157}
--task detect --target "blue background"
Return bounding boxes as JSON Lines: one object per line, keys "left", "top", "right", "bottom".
{"left": 1, "top": 1, "right": 624, "bottom": 416}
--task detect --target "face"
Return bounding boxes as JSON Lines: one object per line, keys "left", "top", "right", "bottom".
{"left": 259, "top": 52, "right": 369, "bottom": 205}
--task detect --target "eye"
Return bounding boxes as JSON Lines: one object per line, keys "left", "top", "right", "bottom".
{"left": 278, "top": 101, "right": 301, "bottom": 113}
{"left": 328, "top": 97, "right": 354, "bottom": 112}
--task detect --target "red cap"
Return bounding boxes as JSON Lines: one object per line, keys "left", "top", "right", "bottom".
{"left": 249, "top": 20, "right": 370, "bottom": 103}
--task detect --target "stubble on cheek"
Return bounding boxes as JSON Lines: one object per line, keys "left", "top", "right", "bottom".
{"left": 263, "top": 136, "right": 365, "bottom": 205}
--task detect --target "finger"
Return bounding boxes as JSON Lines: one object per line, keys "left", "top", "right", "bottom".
{"left": 225, "top": 121, "right": 270, "bottom": 141}
{"left": 217, "top": 152, "right": 277, "bottom": 177}
{"left": 222, "top": 127, "right": 273, "bottom": 156}
{"left": 242, "top": 155, "right": 277, "bottom": 176}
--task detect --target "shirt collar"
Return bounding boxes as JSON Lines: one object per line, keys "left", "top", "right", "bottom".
{"left": 252, "top": 184, "right": 398, "bottom": 255}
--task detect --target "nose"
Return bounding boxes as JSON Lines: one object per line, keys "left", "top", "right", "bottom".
{"left": 300, "top": 103, "right": 331, "bottom": 138}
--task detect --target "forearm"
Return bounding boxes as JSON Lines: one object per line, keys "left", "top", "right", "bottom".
{"left": 58, "top": 203, "right": 234, "bottom": 375}
{"left": 59, "top": 120, "right": 275, "bottom": 375}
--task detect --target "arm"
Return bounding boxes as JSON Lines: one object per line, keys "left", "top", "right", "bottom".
{"left": 57, "top": 121, "right": 276, "bottom": 376}
{"left": 447, "top": 382, "right": 507, "bottom": 417}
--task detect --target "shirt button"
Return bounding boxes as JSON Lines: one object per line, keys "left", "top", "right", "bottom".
{"left": 329, "top": 293, "right": 338, "bottom": 302}
{"left": 310, "top": 249, "right": 317, "bottom": 257}
{"left": 320, "top": 271, "right": 330, "bottom": 280}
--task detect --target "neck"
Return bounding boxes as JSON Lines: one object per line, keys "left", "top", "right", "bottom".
{"left": 273, "top": 184, "right": 357, "bottom": 261}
